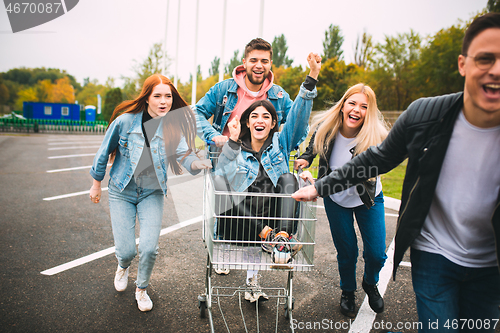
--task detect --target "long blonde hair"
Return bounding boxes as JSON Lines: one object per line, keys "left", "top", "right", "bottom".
{"left": 311, "top": 83, "right": 389, "bottom": 158}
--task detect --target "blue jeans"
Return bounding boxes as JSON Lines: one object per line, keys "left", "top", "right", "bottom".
{"left": 323, "top": 192, "right": 387, "bottom": 292}
{"left": 411, "top": 249, "right": 500, "bottom": 332}
{"left": 108, "top": 176, "right": 164, "bottom": 289}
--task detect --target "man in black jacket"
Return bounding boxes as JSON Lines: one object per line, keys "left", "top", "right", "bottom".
{"left": 292, "top": 13, "right": 500, "bottom": 330}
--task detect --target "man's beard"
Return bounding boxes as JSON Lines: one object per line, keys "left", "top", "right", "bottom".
{"left": 246, "top": 69, "right": 268, "bottom": 86}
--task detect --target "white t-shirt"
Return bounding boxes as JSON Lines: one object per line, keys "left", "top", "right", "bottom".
{"left": 329, "top": 132, "right": 382, "bottom": 208}
{"left": 412, "top": 110, "right": 500, "bottom": 268}
{"left": 243, "top": 81, "right": 260, "bottom": 97}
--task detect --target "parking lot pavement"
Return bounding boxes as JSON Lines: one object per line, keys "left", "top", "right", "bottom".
{"left": 0, "top": 133, "right": 473, "bottom": 333}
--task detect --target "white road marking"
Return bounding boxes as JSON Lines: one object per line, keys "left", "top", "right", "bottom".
{"left": 349, "top": 197, "right": 402, "bottom": 333}
{"left": 48, "top": 146, "right": 101, "bottom": 151}
{"left": 48, "top": 141, "right": 102, "bottom": 145}
{"left": 399, "top": 261, "right": 412, "bottom": 267}
{"left": 311, "top": 204, "right": 324, "bottom": 209}
{"left": 47, "top": 138, "right": 101, "bottom": 142}
{"left": 40, "top": 215, "right": 202, "bottom": 276}
{"left": 384, "top": 196, "right": 401, "bottom": 211}
{"left": 311, "top": 205, "right": 399, "bottom": 218}
{"left": 43, "top": 188, "right": 108, "bottom": 201}
{"left": 42, "top": 174, "right": 192, "bottom": 201}
{"left": 47, "top": 164, "right": 111, "bottom": 173}
{"left": 48, "top": 153, "right": 96, "bottom": 159}
{"left": 349, "top": 237, "right": 396, "bottom": 333}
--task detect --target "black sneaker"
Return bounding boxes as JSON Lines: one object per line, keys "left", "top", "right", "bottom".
{"left": 340, "top": 290, "right": 356, "bottom": 317}
{"left": 362, "top": 279, "right": 384, "bottom": 313}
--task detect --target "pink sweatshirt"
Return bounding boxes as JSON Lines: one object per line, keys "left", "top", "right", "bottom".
{"left": 222, "top": 65, "right": 274, "bottom": 137}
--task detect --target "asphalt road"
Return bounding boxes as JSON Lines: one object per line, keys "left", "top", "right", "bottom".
{"left": 0, "top": 133, "right": 491, "bottom": 333}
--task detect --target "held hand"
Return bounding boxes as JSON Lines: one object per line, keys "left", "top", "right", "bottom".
{"left": 298, "top": 170, "right": 315, "bottom": 185}
{"left": 227, "top": 115, "right": 241, "bottom": 142}
{"left": 89, "top": 186, "right": 102, "bottom": 204}
{"left": 307, "top": 52, "right": 322, "bottom": 80}
{"left": 212, "top": 135, "right": 229, "bottom": 147}
{"left": 191, "top": 159, "right": 212, "bottom": 170}
{"left": 291, "top": 185, "right": 319, "bottom": 202}
{"left": 293, "top": 158, "right": 310, "bottom": 170}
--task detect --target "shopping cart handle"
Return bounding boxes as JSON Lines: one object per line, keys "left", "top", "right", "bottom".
{"left": 297, "top": 167, "right": 312, "bottom": 187}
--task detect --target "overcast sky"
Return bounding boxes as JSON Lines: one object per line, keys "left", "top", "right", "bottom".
{"left": 0, "top": 0, "right": 486, "bottom": 87}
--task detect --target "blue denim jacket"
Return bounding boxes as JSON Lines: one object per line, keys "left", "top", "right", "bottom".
{"left": 90, "top": 111, "right": 200, "bottom": 196}
{"left": 194, "top": 79, "right": 294, "bottom": 142}
{"left": 214, "top": 84, "right": 316, "bottom": 192}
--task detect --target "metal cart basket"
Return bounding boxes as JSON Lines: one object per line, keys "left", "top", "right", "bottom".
{"left": 198, "top": 149, "right": 317, "bottom": 333}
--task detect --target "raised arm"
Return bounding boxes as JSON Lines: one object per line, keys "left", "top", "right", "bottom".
{"left": 278, "top": 53, "right": 322, "bottom": 155}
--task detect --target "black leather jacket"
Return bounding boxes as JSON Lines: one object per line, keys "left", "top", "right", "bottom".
{"left": 298, "top": 130, "right": 376, "bottom": 208}
{"left": 314, "top": 92, "right": 500, "bottom": 278}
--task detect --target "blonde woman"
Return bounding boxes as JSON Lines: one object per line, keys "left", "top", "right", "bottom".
{"left": 294, "top": 83, "right": 389, "bottom": 318}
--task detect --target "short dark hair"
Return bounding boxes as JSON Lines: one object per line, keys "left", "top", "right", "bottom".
{"left": 244, "top": 38, "right": 273, "bottom": 59}
{"left": 462, "top": 13, "right": 500, "bottom": 55}
{"left": 239, "top": 100, "right": 278, "bottom": 141}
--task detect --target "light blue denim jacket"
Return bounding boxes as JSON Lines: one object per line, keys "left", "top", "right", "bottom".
{"left": 214, "top": 83, "right": 316, "bottom": 192}
{"left": 194, "top": 79, "right": 294, "bottom": 142}
{"left": 90, "top": 111, "right": 200, "bottom": 196}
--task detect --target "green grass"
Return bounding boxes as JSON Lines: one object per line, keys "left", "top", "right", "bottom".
{"left": 195, "top": 136, "right": 206, "bottom": 150}
{"left": 380, "top": 159, "right": 407, "bottom": 200}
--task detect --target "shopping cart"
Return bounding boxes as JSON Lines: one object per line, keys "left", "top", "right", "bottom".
{"left": 197, "top": 146, "right": 317, "bottom": 333}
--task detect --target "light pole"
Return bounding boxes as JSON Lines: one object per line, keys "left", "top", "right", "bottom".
{"left": 258, "top": 0, "right": 264, "bottom": 37}
{"left": 191, "top": 0, "right": 200, "bottom": 105}
{"left": 162, "top": 0, "right": 170, "bottom": 76}
{"left": 174, "top": 0, "right": 181, "bottom": 88}
{"left": 218, "top": 0, "right": 227, "bottom": 82}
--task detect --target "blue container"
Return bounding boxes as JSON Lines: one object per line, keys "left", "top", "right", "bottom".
{"left": 23, "top": 102, "right": 80, "bottom": 121}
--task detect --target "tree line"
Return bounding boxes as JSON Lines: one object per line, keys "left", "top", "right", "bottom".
{"left": 0, "top": 3, "right": 497, "bottom": 122}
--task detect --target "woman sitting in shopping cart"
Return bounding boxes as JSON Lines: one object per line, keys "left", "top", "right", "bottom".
{"left": 213, "top": 53, "right": 321, "bottom": 302}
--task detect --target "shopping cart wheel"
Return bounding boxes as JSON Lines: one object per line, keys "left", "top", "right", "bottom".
{"left": 284, "top": 297, "right": 295, "bottom": 319}
{"left": 198, "top": 295, "right": 207, "bottom": 318}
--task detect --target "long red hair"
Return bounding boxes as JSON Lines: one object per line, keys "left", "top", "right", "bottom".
{"left": 108, "top": 74, "right": 197, "bottom": 175}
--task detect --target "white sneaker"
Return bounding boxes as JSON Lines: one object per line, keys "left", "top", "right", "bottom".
{"left": 244, "top": 290, "right": 256, "bottom": 302}
{"left": 114, "top": 266, "right": 129, "bottom": 292}
{"left": 245, "top": 275, "right": 268, "bottom": 303}
{"left": 135, "top": 289, "right": 153, "bottom": 312}
{"left": 215, "top": 267, "right": 230, "bottom": 275}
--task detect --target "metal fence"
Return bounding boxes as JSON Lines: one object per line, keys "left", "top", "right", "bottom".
{"left": 381, "top": 111, "right": 404, "bottom": 127}
{"left": 0, "top": 119, "right": 108, "bottom": 134}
